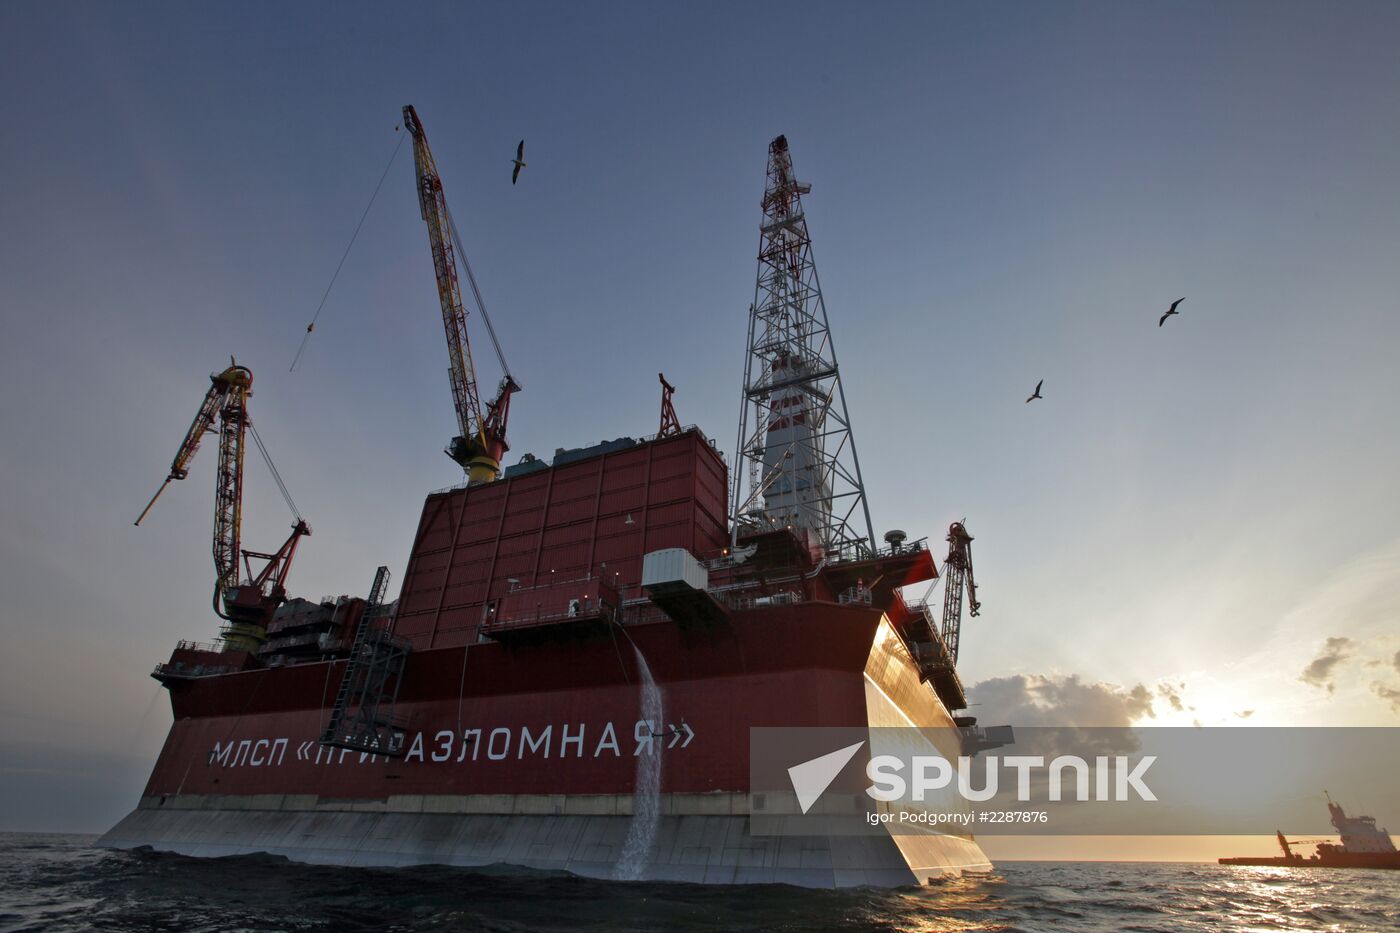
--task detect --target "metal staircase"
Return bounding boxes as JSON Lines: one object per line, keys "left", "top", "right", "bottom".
{"left": 900, "top": 597, "right": 967, "bottom": 712}
{"left": 319, "top": 566, "right": 412, "bottom": 756}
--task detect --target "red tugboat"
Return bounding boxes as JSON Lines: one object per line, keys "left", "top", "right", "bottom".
{"left": 100, "top": 121, "right": 995, "bottom": 886}
{"left": 1220, "top": 796, "right": 1400, "bottom": 869}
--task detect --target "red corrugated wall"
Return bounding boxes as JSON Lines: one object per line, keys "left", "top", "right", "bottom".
{"left": 393, "top": 429, "right": 729, "bottom": 649}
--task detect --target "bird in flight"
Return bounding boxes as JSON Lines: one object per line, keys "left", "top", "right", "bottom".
{"left": 1026, "top": 379, "right": 1043, "bottom": 403}
{"left": 1159, "top": 297, "right": 1184, "bottom": 327}
{"left": 511, "top": 140, "right": 526, "bottom": 184}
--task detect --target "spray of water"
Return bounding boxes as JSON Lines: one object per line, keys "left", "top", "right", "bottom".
{"left": 615, "top": 639, "right": 664, "bottom": 881}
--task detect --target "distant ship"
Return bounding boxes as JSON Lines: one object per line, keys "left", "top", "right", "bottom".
{"left": 1220, "top": 795, "right": 1400, "bottom": 869}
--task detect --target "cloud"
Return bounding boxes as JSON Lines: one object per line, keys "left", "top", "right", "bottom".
{"left": 1157, "top": 682, "right": 1185, "bottom": 712}
{"left": 1372, "top": 683, "right": 1400, "bottom": 714}
{"left": 969, "top": 673, "right": 1156, "bottom": 728}
{"left": 966, "top": 674, "right": 1157, "bottom": 802}
{"left": 1299, "top": 636, "right": 1354, "bottom": 694}
{"left": 1361, "top": 648, "right": 1400, "bottom": 670}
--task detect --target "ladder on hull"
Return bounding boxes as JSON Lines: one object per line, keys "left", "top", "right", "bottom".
{"left": 319, "top": 566, "right": 412, "bottom": 756}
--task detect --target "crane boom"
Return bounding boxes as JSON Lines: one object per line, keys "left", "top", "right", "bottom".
{"left": 212, "top": 366, "right": 250, "bottom": 601}
{"left": 134, "top": 363, "right": 246, "bottom": 527}
{"left": 403, "top": 104, "right": 519, "bottom": 484}
{"left": 135, "top": 362, "right": 311, "bottom": 653}
{"left": 940, "top": 521, "right": 981, "bottom": 665}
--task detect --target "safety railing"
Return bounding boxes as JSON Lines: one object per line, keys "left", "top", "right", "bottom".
{"left": 173, "top": 639, "right": 224, "bottom": 654}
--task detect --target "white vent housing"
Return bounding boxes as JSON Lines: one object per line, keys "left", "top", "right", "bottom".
{"left": 641, "top": 548, "right": 709, "bottom": 595}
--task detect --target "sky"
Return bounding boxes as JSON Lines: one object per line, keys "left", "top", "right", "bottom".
{"left": 2, "top": 1, "right": 1399, "bottom": 846}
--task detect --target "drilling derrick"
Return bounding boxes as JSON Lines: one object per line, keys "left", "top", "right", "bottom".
{"left": 403, "top": 105, "right": 520, "bottom": 484}
{"left": 732, "top": 135, "right": 875, "bottom": 559}
{"left": 939, "top": 521, "right": 980, "bottom": 664}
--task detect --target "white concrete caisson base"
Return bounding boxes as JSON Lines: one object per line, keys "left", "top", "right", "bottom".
{"left": 98, "top": 792, "right": 991, "bottom": 888}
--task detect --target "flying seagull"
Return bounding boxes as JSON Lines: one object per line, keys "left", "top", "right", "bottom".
{"left": 511, "top": 140, "right": 526, "bottom": 184}
{"left": 1159, "top": 297, "right": 1184, "bottom": 327}
{"left": 1025, "top": 379, "right": 1043, "bottom": 403}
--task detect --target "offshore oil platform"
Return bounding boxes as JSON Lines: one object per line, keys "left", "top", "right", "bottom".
{"left": 101, "top": 112, "right": 995, "bottom": 886}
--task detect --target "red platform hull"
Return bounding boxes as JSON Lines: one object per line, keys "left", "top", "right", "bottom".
{"left": 144, "top": 605, "right": 879, "bottom": 801}
{"left": 104, "top": 431, "right": 989, "bottom": 885}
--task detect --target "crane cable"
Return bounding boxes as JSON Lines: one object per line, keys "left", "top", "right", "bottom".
{"left": 290, "top": 129, "right": 409, "bottom": 372}
{"left": 247, "top": 420, "right": 302, "bottom": 523}
{"left": 445, "top": 205, "right": 513, "bottom": 383}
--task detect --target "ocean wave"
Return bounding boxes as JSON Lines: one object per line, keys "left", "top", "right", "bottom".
{"left": 1, "top": 835, "right": 1397, "bottom": 933}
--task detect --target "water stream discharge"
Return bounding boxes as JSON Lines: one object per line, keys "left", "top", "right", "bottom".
{"left": 615, "top": 640, "right": 663, "bottom": 881}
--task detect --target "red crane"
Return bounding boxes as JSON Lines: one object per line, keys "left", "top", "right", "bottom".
{"left": 135, "top": 362, "right": 310, "bottom": 652}
{"left": 403, "top": 105, "right": 520, "bottom": 484}
{"left": 658, "top": 373, "right": 682, "bottom": 437}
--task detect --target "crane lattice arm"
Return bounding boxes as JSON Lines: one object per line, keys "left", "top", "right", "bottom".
{"left": 403, "top": 105, "right": 519, "bottom": 484}
{"left": 135, "top": 364, "right": 253, "bottom": 601}
{"left": 211, "top": 368, "right": 250, "bottom": 604}
{"left": 939, "top": 521, "right": 981, "bottom": 665}
{"left": 135, "top": 363, "right": 246, "bottom": 526}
